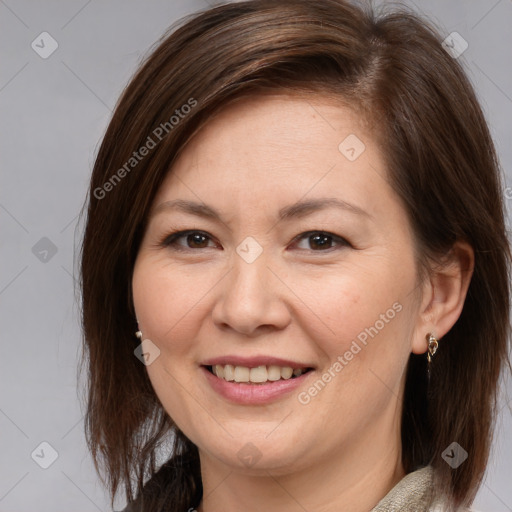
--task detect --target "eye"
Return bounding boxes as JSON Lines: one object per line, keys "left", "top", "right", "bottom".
{"left": 161, "top": 230, "right": 218, "bottom": 251}
{"left": 291, "top": 231, "right": 350, "bottom": 252}
{"left": 160, "top": 229, "right": 350, "bottom": 253}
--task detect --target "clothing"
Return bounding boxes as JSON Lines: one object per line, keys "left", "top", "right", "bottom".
{"left": 121, "top": 465, "right": 471, "bottom": 511}
{"left": 370, "top": 465, "right": 439, "bottom": 511}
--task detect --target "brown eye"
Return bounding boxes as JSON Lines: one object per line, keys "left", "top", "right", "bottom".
{"left": 185, "top": 233, "right": 210, "bottom": 248}
{"left": 293, "top": 231, "right": 350, "bottom": 252}
{"left": 162, "top": 230, "right": 217, "bottom": 250}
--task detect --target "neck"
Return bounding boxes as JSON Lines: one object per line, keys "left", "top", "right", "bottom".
{"left": 196, "top": 414, "right": 405, "bottom": 512}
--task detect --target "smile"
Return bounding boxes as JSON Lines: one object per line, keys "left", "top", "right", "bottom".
{"left": 201, "top": 363, "right": 315, "bottom": 404}
{"left": 206, "top": 364, "right": 313, "bottom": 384}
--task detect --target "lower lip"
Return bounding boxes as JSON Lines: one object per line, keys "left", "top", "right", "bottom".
{"left": 201, "top": 366, "right": 313, "bottom": 405}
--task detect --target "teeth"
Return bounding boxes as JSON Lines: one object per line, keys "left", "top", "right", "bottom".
{"left": 234, "top": 366, "right": 250, "bottom": 382}
{"left": 215, "top": 364, "right": 225, "bottom": 379}
{"left": 223, "top": 364, "right": 234, "bottom": 381}
{"left": 267, "top": 365, "right": 282, "bottom": 381}
{"left": 211, "top": 364, "right": 309, "bottom": 383}
{"left": 250, "top": 365, "right": 268, "bottom": 383}
{"left": 281, "top": 366, "right": 293, "bottom": 379}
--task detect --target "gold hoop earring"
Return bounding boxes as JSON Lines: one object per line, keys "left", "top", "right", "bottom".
{"left": 426, "top": 333, "right": 438, "bottom": 382}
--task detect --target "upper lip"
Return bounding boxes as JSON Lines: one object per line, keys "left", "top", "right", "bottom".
{"left": 201, "top": 355, "right": 314, "bottom": 370}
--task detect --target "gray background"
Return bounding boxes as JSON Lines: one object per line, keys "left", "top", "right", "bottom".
{"left": 1, "top": 0, "right": 511, "bottom": 510}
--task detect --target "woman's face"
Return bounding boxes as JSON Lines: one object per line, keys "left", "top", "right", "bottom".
{"left": 132, "top": 93, "right": 430, "bottom": 476}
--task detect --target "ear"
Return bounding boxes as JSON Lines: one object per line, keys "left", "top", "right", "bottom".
{"left": 411, "top": 240, "right": 474, "bottom": 355}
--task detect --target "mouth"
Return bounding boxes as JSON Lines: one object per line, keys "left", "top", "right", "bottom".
{"left": 203, "top": 364, "right": 314, "bottom": 384}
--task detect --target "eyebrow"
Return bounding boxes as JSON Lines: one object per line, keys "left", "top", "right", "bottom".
{"left": 150, "top": 197, "right": 372, "bottom": 222}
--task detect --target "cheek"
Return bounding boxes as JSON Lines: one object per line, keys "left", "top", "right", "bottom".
{"left": 292, "top": 262, "right": 409, "bottom": 348}
{"left": 132, "top": 257, "right": 212, "bottom": 349}
{"left": 132, "top": 256, "right": 211, "bottom": 432}
{"left": 298, "top": 262, "right": 416, "bottom": 399}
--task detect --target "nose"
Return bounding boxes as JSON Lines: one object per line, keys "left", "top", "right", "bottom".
{"left": 211, "top": 252, "right": 291, "bottom": 337}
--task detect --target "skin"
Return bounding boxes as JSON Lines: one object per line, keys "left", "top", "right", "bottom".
{"left": 132, "top": 92, "right": 474, "bottom": 512}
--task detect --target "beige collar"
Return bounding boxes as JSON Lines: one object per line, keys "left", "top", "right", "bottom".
{"left": 370, "top": 466, "right": 437, "bottom": 512}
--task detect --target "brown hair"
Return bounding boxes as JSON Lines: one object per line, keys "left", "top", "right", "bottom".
{"left": 79, "top": 1, "right": 512, "bottom": 510}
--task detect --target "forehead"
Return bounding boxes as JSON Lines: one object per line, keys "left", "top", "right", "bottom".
{"left": 189, "top": 91, "right": 370, "bottom": 158}
{"left": 157, "top": 92, "right": 385, "bottom": 201}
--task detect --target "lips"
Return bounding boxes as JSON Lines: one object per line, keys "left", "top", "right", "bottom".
{"left": 200, "top": 355, "right": 315, "bottom": 404}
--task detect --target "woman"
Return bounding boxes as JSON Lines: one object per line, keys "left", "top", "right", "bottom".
{"left": 79, "top": 1, "right": 511, "bottom": 511}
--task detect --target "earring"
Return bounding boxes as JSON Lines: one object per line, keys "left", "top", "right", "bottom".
{"left": 426, "top": 333, "right": 438, "bottom": 363}
{"left": 426, "top": 333, "right": 438, "bottom": 382}
{"left": 135, "top": 330, "right": 143, "bottom": 340}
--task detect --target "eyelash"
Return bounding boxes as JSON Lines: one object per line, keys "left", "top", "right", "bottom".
{"left": 159, "top": 229, "right": 351, "bottom": 253}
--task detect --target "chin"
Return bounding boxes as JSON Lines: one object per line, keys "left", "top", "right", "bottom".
{"left": 195, "top": 431, "right": 314, "bottom": 475}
